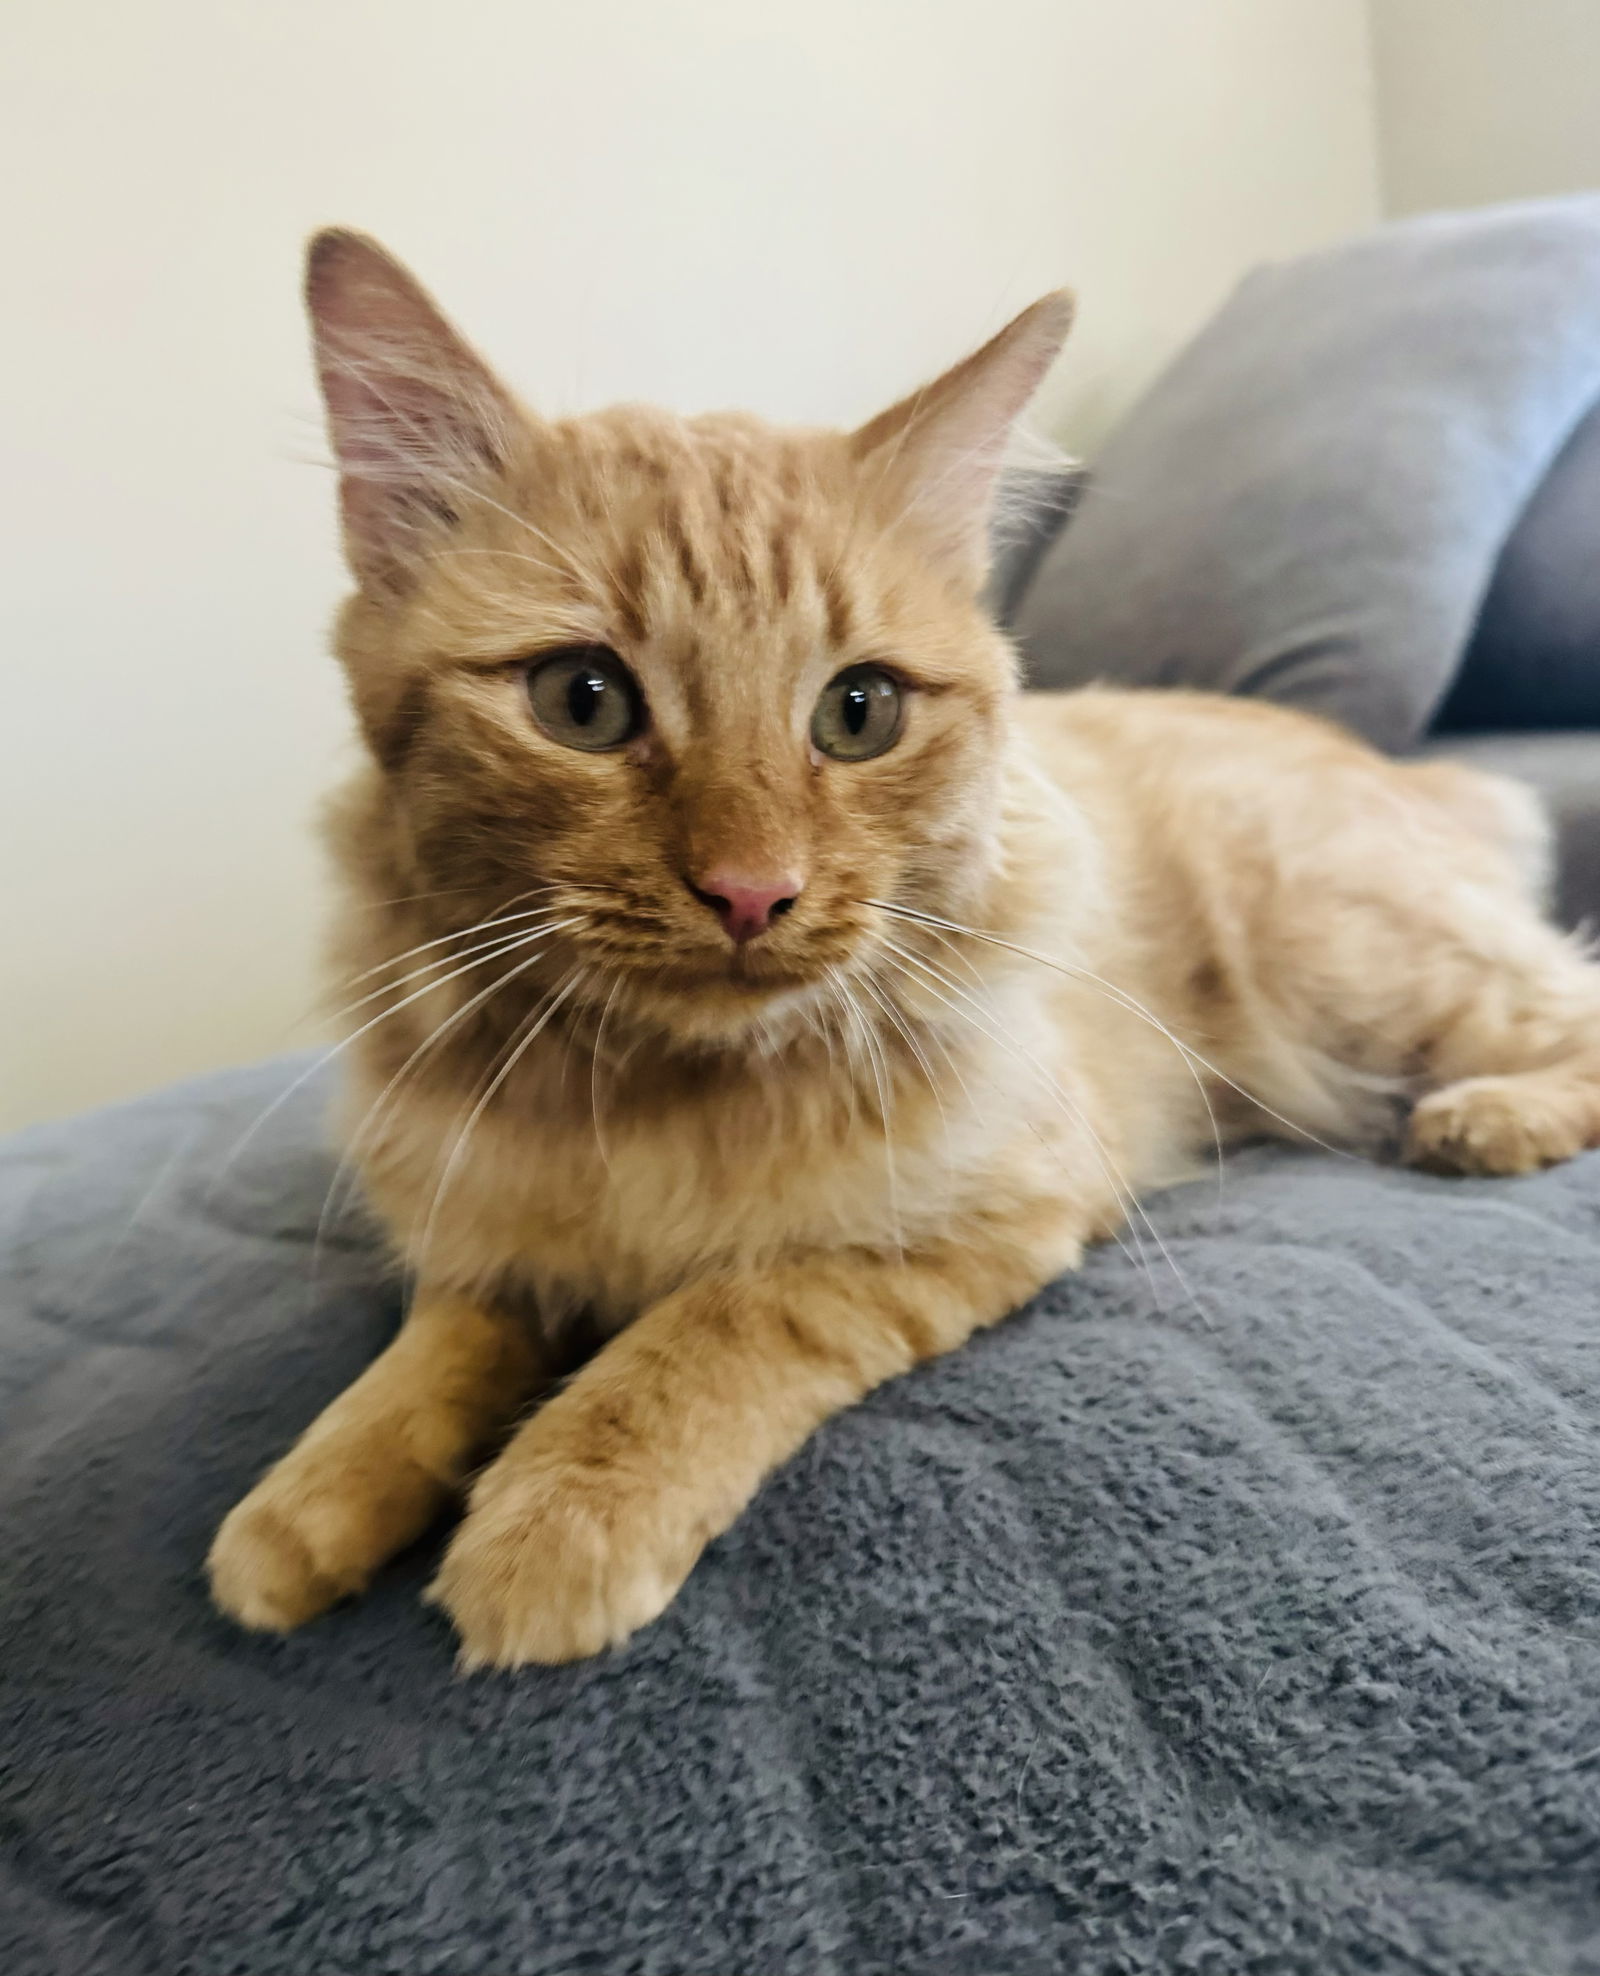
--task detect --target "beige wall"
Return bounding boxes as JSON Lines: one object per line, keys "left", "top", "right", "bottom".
{"left": 1372, "top": 0, "right": 1600, "bottom": 214}
{"left": 1, "top": 0, "right": 1380, "bottom": 1129}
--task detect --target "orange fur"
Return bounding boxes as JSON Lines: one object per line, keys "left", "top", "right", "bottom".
{"left": 210, "top": 233, "right": 1600, "bottom": 1665}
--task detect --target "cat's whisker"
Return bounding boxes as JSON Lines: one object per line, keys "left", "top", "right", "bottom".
{"left": 208, "top": 916, "right": 584, "bottom": 1197}
{"left": 411, "top": 966, "right": 590, "bottom": 1286}
{"left": 333, "top": 886, "right": 566, "bottom": 991}
{"left": 442, "top": 476, "right": 608, "bottom": 597}
{"left": 856, "top": 965, "right": 958, "bottom": 1188}
{"left": 429, "top": 539, "right": 574, "bottom": 588}
{"left": 587, "top": 973, "right": 626, "bottom": 1175}
{"left": 864, "top": 897, "right": 1337, "bottom": 1170}
{"left": 828, "top": 364, "right": 946, "bottom": 593}
{"left": 876, "top": 936, "right": 1183, "bottom": 1312}
{"left": 829, "top": 966, "right": 905, "bottom": 1263}
{"left": 349, "top": 884, "right": 493, "bottom": 912}
{"left": 306, "top": 923, "right": 589, "bottom": 1300}
{"left": 815, "top": 979, "right": 859, "bottom": 1136}
{"left": 328, "top": 909, "right": 575, "bottom": 1024}
{"left": 894, "top": 915, "right": 1194, "bottom": 1250}
{"left": 877, "top": 931, "right": 1154, "bottom": 1245}
{"left": 874, "top": 940, "right": 1148, "bottom": 1275}
{"left": 431, "top": 544, "right": 608, "bottom": 598}
{"left": 881, "top": 949, "right": 1172, "bottom": 1310}
{"left": 902, "top": 905, "right": 1225, "bottom": 1183}
{"left": 277, "top": 892, "right": 566, "bottom": 1051}
{"left": 905, "top": 911, "right": 1228, "bottom": 1227}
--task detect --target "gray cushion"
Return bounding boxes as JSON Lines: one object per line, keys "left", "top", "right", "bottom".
{"left": 1438, "top": 397, "right": 1600, "bottom": 731}
{"left": 7, "top": 1060, "right": 1600, "bottom": 1972}
{"left": 1013, "top": 196, "right": 1600, "bottom": 750}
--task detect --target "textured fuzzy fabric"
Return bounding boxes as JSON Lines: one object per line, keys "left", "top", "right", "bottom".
{"left": 4, "top": 1058, "right": 1600, "bottom": 1975}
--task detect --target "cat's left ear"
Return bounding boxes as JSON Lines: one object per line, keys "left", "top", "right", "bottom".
{"left": 851, "top": 291, "right": 1074, "bottom": 585}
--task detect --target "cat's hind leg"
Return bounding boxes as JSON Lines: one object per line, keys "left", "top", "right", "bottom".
{"left": 1404, "top": 923, "right": 1600, "bottom": 1177}
{"left": 1408, "top": 1056, "right": 1600, "bottom": 1176}
{"left": 1249, "top": 753, "right": 1599, "bottom": 1178}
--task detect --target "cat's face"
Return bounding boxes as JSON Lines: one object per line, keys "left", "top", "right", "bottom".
{"left": 313, "top": 232, "right": 1070, "bottom": 1046}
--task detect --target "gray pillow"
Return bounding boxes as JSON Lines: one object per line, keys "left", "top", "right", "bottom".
{"left": 1436, "top": 393, "right": 1600, "bottom": 731}
{"left": 1012, "top": 196, "right": 1600, "bottom": 751}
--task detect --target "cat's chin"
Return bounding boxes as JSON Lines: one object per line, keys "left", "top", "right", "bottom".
{"left": 621, "top": 963, "right": 839, "bottom": 1053}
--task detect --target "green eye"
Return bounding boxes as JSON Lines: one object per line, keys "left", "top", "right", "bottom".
{"left": 525, "top": 647, "right": 644, "bottom": 752}
{"left": 811, "top": 664, "right": 904, "bottom": 762}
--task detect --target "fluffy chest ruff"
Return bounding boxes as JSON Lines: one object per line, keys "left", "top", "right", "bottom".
{"left": 341, "top": 952, "right": 1104, "bottom": 1333}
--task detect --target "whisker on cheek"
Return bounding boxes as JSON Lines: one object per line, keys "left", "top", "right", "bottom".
{"left": 306, "top": 922, "right": 591, "bottom": 1297}
{"left": 410, "top": 966, "right": 590, "bottom": 1282}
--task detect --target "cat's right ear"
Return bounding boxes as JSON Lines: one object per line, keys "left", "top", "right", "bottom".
{"left": 305, "top": 229, "right": 522, "bottom": 594}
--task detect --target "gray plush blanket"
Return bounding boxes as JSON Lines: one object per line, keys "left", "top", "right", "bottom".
{"left": 4, "top": 1057, "right": 1600, "bottom": 1975}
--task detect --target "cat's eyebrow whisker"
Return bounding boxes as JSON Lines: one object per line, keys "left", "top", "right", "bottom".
{"left": 874, "top": 422, "right": 1030, "bottom": 565}
{"left": 431, "top": 542, "right": 611, "bottom": 595}
{"left": 307, "top": 923, "right": 589, "bottom": 1297}
{"left": 829, "top": 364, "right": 948, "bottom": 592}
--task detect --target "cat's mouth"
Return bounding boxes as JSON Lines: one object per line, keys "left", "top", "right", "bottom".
{"left": 568, "top": 900, "right": 869, "bottom": 1014}
{"left": 659, "top": 947, "right": 822, "bottom": 994}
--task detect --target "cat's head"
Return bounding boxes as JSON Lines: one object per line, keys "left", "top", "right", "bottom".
{"left": 311, "top": 230, "right": 1071, "bottom": 1047}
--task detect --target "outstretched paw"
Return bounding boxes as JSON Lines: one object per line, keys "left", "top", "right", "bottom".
{"left": 427, "top": 1460, "right": 701, "bottom": 1668}
{"left": 209, "top": 1446, "right": 450, "bottom": 1632}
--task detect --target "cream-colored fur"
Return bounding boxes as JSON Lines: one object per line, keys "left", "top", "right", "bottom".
{"left": 209, "top": 233, "right": 1600, "bottom": 1667}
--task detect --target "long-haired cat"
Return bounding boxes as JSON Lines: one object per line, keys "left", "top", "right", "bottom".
{"left": 209, "top": 231, "right": 1600, "bottom": 1667}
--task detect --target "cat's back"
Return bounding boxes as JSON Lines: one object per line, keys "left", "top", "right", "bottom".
{"left": 1019, "top": 684, "right": 1363, "bottom": 790}
{"left": 1014, "top": 682, "right": 1462, "bottom": 868}
{"left": 1017, "top": 685, "right": 1540, "bottom": 883}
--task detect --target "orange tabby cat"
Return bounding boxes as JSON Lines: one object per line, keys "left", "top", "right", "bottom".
{"left": 209, "top": 231, "right": 1600, "bottom": 1667}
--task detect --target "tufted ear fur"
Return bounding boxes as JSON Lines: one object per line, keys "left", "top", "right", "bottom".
{"left": 851, "top": 291, "right": 1074, "bottom": 586}
{"left": 305, "top": 229, "right": 524, "bottom": 594}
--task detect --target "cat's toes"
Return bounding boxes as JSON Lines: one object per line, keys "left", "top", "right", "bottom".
{"left": 1406, "top": 1077, "right": 1584, "bottom": 1177}
{"left": 208, "top": 1489, "right": 358, "bottom": 1632}
{"left": 209, "top": 1449, "right": 448, "bottom": 1632}
{"left": 427, "top": 1465, "right": 694, "bottom": 1668}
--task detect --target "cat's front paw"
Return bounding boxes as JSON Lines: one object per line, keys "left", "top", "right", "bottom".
{"left": 209, "top": 1441, "right": 452, "bottom": 1633}
{"left": 426, "top": 1460, "right": 701, "bottom": 1668}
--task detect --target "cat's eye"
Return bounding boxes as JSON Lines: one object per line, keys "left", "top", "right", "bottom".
{"left": 524, "top": 647, "right": 644, "bottom": 752}
{"left": 810, "top": 664, "right": 905, "bottom": 763}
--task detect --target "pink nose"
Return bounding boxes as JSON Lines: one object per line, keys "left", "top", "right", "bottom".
{"left": 688, "top": 869, "right": 803, "bottom": 945}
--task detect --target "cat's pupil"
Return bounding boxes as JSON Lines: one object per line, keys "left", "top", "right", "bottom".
{"left": 843, "top": 685, "right": 869, "bottom": 735}
{"left": 567, "top": 671, "right": 604, "bottom": 726}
